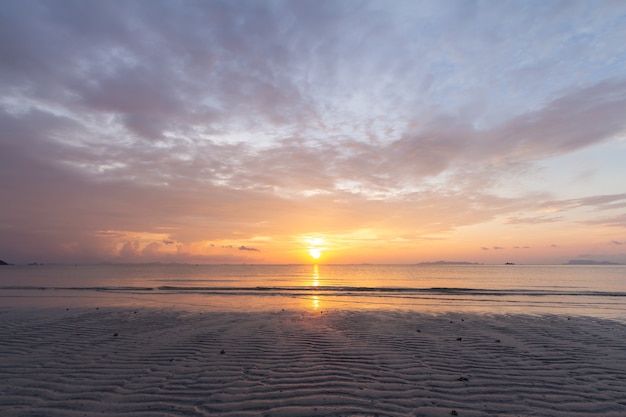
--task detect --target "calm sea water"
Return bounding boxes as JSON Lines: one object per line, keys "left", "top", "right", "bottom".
{"left": 1, "top": 264, "right": 625, "bottom": 320}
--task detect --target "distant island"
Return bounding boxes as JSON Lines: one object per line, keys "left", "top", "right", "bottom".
{"left": 418, "top": 261, "right": 480, "bottom": 265}
{"left": 0, "top": 259, "right": 9, "bottom": 266}
{"left": 565, "top": 260, "right": 623, "bottom": 265}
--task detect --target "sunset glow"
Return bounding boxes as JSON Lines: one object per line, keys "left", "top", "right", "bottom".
{"left": 1, "top": 1, "right": 625, "bottom": 265}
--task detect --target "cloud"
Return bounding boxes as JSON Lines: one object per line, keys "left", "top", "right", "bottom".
{"left": 239, "top": 246, "right": 260, "bottom": 252}
{"left": 1, "top": 1, "right": 626, "bottom": 263}
{"left": 582, "top": 213, "right": 626, "bottom": 228}
{"left": 506, "top": 216, "right": 563, "bottom": 225}
{"left": 481, "top": 80, "right": 626, "bottom": 162}
{"left": 534, "top": 194, "right": 626, "bottom": 217}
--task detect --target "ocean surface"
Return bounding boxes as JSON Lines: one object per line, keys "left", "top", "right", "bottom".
{"left": 1, "top": 264, "right": 625, "bottom": 320}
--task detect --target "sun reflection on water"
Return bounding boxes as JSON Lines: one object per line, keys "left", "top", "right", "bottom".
{"left": 312, "top": 295, "right": 320, "bottom": 310}
{"left": 312, "top": 264, "right": 319, "bottom": 287}
{"left": 311, "top": 264, "right": 321, "bottom": 310}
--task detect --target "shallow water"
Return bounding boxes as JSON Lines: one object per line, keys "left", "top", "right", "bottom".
{"left": 1, "top": 264, "right": 625, "bottom": 320}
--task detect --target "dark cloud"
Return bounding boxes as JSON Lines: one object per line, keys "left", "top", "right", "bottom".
{"left": 239, "top": 246, "right": 260, "bottom": 252}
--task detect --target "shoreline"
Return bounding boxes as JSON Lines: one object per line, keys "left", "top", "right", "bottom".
{"left": 1, "top": 307, "right": 625, "bottom": 416}
{"left": 2, "top": 290, "right": 626, "bottom": 323}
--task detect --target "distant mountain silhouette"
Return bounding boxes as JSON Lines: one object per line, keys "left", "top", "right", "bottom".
{"left": 0, "top": 259, "right": 9, "bottom": 266}
{"left": 418, "top": 260, "right": 480, "bottom": 265}
{"left": 565, "top": 260, "right": 622, "bottom": 265}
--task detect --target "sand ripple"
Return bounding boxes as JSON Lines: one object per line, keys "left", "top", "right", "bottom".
{"left": 1, "top": 308, "right": 625, "bottom": 416}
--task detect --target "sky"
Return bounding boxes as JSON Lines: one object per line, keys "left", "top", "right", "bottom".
{"left": 1, "top": 0, "right": 626, "bottom": 265}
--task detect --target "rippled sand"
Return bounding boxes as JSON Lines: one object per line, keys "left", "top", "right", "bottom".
{"left": 1, "top": 308, "right": 625, "bottom": 416}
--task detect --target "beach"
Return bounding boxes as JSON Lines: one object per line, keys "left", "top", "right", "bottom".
{"left": 4, "top": 1, "right": 626, "bottom": 415}
{"left": 1, "top": 307, "right": 625, "bottom": 416}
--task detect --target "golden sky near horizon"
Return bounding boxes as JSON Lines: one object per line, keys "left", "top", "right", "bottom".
{"left": 1, "top": 0, "right": 626, "bottom": 265}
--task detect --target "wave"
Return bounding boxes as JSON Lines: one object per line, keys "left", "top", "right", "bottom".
{"left": 2, "top": 285, "right": 625, "bottom": 298}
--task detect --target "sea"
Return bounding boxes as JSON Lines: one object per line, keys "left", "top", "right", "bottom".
{"left": 1, "top": 264, "right": 625, "bottom": 321}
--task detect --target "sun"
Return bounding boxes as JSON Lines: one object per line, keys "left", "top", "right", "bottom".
{"left": 304, "top": 236, "right": 327, "bottom": 261}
